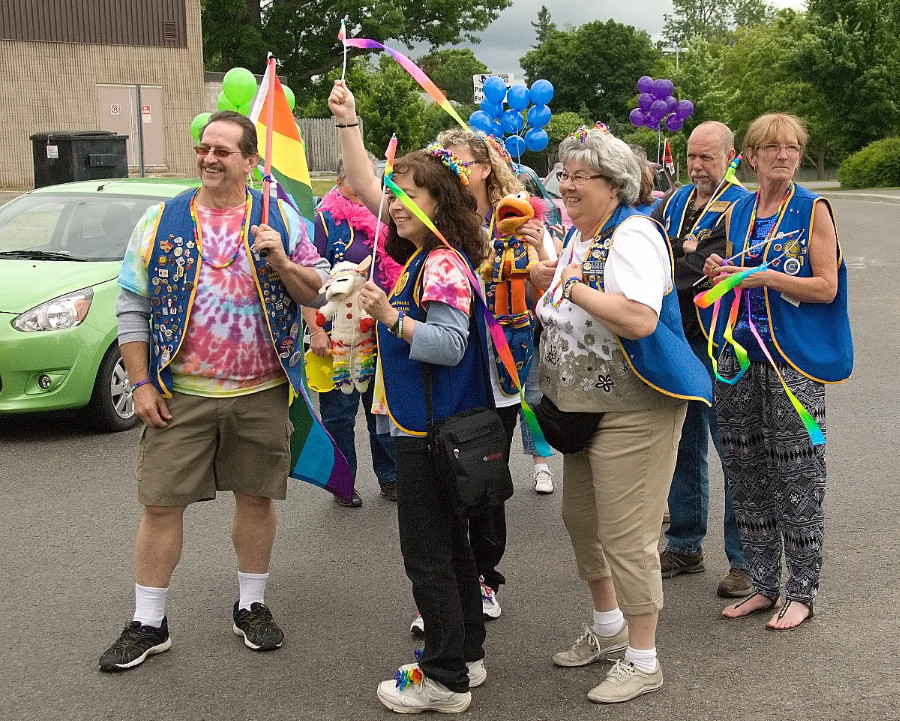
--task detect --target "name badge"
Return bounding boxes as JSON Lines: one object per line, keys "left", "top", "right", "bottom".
{"left": 708, "top": 201, "right": 731, "bottom": 213}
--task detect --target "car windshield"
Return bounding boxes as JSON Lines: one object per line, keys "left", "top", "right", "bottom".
{"left": 0, "top": 193, "right": 161, "bottom": 262}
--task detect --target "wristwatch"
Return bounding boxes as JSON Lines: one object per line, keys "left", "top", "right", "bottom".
{"left": 561, "top": 277, "right": 581, "bottom": 301}
{"left": 389, "top": 311, "right": 405, "bottom": 337}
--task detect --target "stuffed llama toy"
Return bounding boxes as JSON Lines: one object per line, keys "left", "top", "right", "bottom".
{"left": 314, "top": 257, "right": 376, "bottom": 394}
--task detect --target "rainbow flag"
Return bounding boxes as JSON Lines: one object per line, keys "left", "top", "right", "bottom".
{"left": 248, "top": 64, "right": 315, "bottom": 230}
{"left": 249, "top": 58, "right": 354, "bottom": 502}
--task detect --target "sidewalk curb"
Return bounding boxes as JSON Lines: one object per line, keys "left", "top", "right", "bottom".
{"left": 819, "top": 191, "right": 900, "bottom": 205}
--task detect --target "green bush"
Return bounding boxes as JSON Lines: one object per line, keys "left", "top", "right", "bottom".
{"left": 839, "top": 137, "right": 900, "bottom": 189}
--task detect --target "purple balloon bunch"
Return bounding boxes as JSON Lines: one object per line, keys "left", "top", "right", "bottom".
{"left": 629, "top": 76, "right": 694, "bottom": 132}
{"left": 468, "top": 77, "right": 554, "bottom": 158}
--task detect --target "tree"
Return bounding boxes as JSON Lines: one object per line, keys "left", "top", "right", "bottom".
{"left": 662, "top": 0, "right": 775, "bottom": 45}
{"left": 790, "top": 0, "right": 900, "bottom": 155}
{"left": 520, "top": 20, "right": 660, "bottom": 122}
{"left": 531, "top": 5, "right": 557, "bottom": 47}
{"left": 417, "top": 49, "right": 488, "bottom": 104}
{"left": 201, "top": 0, "right": 511, "bottom": 90}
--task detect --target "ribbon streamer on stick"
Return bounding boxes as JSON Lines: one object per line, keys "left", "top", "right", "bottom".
{"left": 369, "top": 134, "right": 398, "bottom": 281}
{"left": 342, "top": 38, "right": 469, "bottom": 131}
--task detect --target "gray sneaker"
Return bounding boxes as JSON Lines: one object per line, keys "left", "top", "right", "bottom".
{"left": 659, "top": 549, "right": 705, "bottom": 577}
{"left": 552, "top": 623, "right": 629, "bottom": 667}
{"left": 587, "top": 660, "right": 664, "bottom": 703}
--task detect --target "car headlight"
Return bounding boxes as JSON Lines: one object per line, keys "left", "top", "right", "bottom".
{"left": 13, "top": 287, "right": 94, "bottom": 331}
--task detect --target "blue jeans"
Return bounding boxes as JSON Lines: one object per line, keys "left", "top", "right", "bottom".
{"left": 318, "top": 384, "right": 396, "bottom": 488}
{"left": 665, "top": 338, "right": 748, "bottom": 569}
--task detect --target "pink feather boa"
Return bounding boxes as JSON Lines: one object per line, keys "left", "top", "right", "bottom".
{"left": 317, "top": 188, "right": 403, "bottom": 290}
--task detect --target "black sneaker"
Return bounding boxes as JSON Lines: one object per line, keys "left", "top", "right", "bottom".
{"left": 98, "top": 618, "right": 171, "bottom": 672}
{"left": 232, "top": 602, "right": 284, "bottom": 651}
{"left": 380, "top": 482, "right": 397, "bottom": 501}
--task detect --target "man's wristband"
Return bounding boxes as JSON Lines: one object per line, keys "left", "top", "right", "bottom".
{"left": 389, "top": 311, "right": 405, "bottom": 337}
{"left": 130, "top": 378, "right": 152, "bottom": 392}
{"left": 334, "top": 121, "right": 359, "bottom": 128}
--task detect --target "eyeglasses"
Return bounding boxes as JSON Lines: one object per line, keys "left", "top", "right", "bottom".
{"left": 556, "top": 171, "right": 604, "bottom": 186}
{"left": 194, "top": 145, "right": 243, "bottom": 159}
{"left": 757, "top": 144, "right": 802, "bottom": 156}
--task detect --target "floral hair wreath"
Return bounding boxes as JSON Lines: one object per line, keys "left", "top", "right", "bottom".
{"left": 473, "top": 131, "right": 514, "bottom": 168}
{"left": 423, "top": 142, "right": 471, "bottom": 185}
{"left": 568, "top": 122, "right": 612, "bottom": 144}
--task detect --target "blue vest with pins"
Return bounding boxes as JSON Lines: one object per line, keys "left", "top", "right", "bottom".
{"left": 569, "top": 205, "right": 712, "bottom": 405}
{"left": 145, "top": 188, "right": 305, "bottom": 396}
{"left": 705, "top": 184, "right": 852, "bottom": 383}
{"left": 376, "top": 247, "right": 492, "bottom": 435}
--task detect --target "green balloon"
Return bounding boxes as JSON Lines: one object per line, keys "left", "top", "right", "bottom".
{"left": 238, "top": 100, "right": 252, "bottom": 116}
{"left": 190, "top": 112, "right": 212, "bottom": 143}
{"left": 217, "top": 90, "right": 238, "bottom": 111}
{"left": 222, "top": 67, "right": 257, "bottom": 106}
{"left": 283, "top": 85, "right": 296, "bottom": 111}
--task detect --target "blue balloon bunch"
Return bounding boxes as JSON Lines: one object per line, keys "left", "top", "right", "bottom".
{"left": 629, "top": 76, "right": 694, "bottom": 132}
{"left": 468, "top": 77, "right": 554, "bottom": 158}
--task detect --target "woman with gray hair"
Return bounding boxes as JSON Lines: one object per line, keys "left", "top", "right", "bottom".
{"left": 531, "top": 123, "right": 710, "bottom": 704}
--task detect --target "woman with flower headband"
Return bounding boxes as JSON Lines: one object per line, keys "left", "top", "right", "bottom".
{"left": 328, "top": 79, "right": 558, "bottom": 631}
{"left": 530, "top": 123, "right": 710, "bottom": 704}
{"left": 350, "top": 145, "right": 493, "bottom": 713}
{"left": 702, "top": 114, "right": 852, "bottom": 630}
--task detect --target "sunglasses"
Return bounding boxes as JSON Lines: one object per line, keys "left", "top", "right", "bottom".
{"left": 194, "top": 146, "right": 243, "bottom": 159}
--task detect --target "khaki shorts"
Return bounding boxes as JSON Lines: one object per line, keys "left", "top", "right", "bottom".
{"left": 136, "top": 384, "right": 293, "bottom": 506}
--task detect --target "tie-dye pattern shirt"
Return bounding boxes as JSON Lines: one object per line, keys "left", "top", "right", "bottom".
{"left": 118, "top": 195, "right": 322, "bottom": 396}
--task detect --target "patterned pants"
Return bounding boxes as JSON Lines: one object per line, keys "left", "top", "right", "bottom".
{"left": 715, "top": 356, "right": 826, "bottom": 603}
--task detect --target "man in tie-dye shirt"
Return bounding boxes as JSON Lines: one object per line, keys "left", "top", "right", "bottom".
{"left": 99, "top": 111, "right": 329, "bottom": 673}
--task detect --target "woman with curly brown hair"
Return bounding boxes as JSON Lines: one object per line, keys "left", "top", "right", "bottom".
{"left": 355, "top": 146, "right": 495, "bottom": 713}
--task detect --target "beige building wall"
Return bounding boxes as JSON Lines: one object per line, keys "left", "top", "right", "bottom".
{"left": 0, "top": 1, "right": 204, "bottom": 188}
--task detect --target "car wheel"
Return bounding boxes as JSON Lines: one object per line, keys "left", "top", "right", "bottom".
{"left": 85, "top": 345, "right": 139, "bottom": 432}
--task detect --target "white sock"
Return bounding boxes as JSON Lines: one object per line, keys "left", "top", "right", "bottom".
{"left": 592, "top": 608, "right": 625, "bottom": 637}
{"left": 624, "top": 645, "right": 658, "bottom": 675}
{"left": 533, "top": 462, "right": 550, "bottom": 475}
{"left": 238, "top": 571, "right": 269, "bottom": 610}
{"left": 133, "top": 584, "right": 168, "bottom": 627}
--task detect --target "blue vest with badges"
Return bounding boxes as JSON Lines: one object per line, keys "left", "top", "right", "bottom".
{"left": 663, "top": 181, "right": 748, "bottom": 238}
{"left": 705, "top": 184, "right": 852, "bottom": 383}
{"left": 146, "top": 188, "right": 305, "bottom": 397}
{"left": 571, "top": 205, "right": 712, "bottom": 405}
{"left": 376, "top": 248, "right": 492, "bottom": 435}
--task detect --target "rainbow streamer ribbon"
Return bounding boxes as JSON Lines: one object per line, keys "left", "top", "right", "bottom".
{"left": 723, "top": 154, "right": 742, "bottom": 185}
{"left": 382, "top": 172, "right": 553, "bottom": 457}
{"left": 342, "top": 38, "right": 469, "bottom": 131}
{"left": 697, "top": 270, "right": 825, "bottom": 447}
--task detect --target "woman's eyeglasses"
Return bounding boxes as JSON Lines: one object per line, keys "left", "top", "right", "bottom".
{"left": 757, "top": 144, "right": 802, "bottom": 156}
{"left": 194, "top": 146, "right": 243, "bottom": 159}
{"left": 556, "top": 170, "right": 604, "bottom": 186}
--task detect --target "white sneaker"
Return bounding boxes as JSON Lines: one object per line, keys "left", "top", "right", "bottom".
{"left": 377, "top": 664, "right": 472, "bottom": 713}
{"left": 410, "top": 613, "right": 424, "bottom": 636}
{"left": 466, "top": 658, "right": 487, "bottom": 688}
{"left": 480, "top": 578, "right": 501, "bottom": 619}
{"left": 533, "top": 468, "right": 554, "bottom": 494}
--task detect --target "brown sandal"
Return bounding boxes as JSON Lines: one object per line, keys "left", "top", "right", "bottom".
{"left": 722, "top": 592, "right": 779, "bottom": 619}
{"left": 766, "top": 599, "right": 814, "bottom": 631}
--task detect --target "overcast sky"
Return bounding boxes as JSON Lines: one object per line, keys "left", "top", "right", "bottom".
{"left": 402, "top": 0, "right": 807, "bottom": 77}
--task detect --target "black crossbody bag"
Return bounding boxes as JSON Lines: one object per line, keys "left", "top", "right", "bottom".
{"left": 423, "top": 301, "right": 513, "bottom": 518}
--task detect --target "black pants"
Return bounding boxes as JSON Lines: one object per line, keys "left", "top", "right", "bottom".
{"left": 395, "top": 436, "right": 485, "bottom": 693}
{"left": 469, "top": 404, "right": 519, "bottom": 591}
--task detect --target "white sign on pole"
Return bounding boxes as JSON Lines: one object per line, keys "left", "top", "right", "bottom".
{"left": 473, "top": 73, "right": 515, "bottom": 104}
{"left": 46, "top": 145, "right": 59, "bottom": 159}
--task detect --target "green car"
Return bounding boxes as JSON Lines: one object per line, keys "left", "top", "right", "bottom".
{"left": 0, "top": 178, "right": 199, "bottom": 431}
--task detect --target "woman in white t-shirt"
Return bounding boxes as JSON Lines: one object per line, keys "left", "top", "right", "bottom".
{"left": 531, "top": 124, "right": 704, "bottom": 705}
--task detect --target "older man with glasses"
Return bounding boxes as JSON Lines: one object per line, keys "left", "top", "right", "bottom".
{"left": 98, "top": 110, "right": 329, "bottom": 672}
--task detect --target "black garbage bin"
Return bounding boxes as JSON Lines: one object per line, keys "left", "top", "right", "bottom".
{"left": 30, "top": 131, "right": 129, "bottom": 188}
